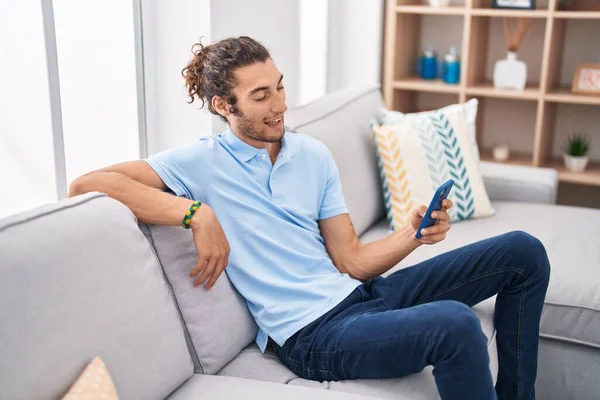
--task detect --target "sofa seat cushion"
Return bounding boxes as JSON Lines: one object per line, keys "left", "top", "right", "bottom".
{"left": 216, "top": 343, "right": 297, "bottom": 384}
{"left": 167, "top": 374, "right": 384, "bottom": 400}
{"left": 360, "top": 201, "right": 600, "bottom": 351}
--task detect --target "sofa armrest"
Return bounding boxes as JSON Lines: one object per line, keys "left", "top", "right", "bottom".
{"left": 479, "top": 160, "right": 558, "bottom": 204}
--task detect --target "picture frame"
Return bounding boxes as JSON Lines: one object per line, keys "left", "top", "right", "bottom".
{"left": 492, "top": 0, "right": 536, "bottom": 9}
{"left": 571, "top": 64, "right": 600, "bottom": 96}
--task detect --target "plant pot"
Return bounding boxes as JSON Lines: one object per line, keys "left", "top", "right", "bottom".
{"left": 563, "top": 153, "right": 589, "bottom": 172}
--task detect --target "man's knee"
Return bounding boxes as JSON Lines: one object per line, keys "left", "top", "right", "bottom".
{"left": 435, "top": 301, "right": 485, "bottom": 341}
{"left": 505, "top": 230, "right": 551, "bottom": 282}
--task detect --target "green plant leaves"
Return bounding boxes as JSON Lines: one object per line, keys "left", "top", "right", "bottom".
{"left": 564, "top": 133, "right": 591, "bottom": 157}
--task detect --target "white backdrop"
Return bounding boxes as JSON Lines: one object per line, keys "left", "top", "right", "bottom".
{"left": 0, "top": 0, "right": 384, "bottom": 219}
{"left": 1, "top": 1, "right": 58, "bottom": 219}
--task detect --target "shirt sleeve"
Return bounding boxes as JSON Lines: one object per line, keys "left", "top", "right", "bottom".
{"left": 318, "top": 147, "right": 349, "bottom": 220}
{"left": 143, "top": 137, "right": 215, "bottom": 202}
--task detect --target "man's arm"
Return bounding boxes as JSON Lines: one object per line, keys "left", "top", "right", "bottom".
{"left": 318, "top": 214, "right": 422, "bottom": 281}
{"left": 68, "top": 161, "right": 197, "bottom": 227}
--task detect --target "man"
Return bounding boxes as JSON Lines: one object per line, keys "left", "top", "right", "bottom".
{"left": 69, "top": 36, "right": 550, "bottom": 400}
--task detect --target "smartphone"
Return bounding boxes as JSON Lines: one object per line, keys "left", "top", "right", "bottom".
{"left": 415, "top": 179, "right": 454, "bottom": 239}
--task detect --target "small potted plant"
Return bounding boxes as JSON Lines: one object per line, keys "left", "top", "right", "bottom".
{"left": 563, "top": 133, "right": 591, "bottom": 172}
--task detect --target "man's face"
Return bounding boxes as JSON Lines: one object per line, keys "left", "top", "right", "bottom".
{"left": 227, "top": 58, "right": 287, "bottom": 144}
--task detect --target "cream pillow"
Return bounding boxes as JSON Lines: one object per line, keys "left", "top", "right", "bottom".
{"left": 62, "top": 357, "right": 119, "bottom": 400}
{"left": 377, "top": 99, "right": 481, "bottom": 162}
{"left": 372, "top": 101, "right": 494, "bottom": 232}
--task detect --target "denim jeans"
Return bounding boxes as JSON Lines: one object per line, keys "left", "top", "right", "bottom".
{"left": 269, "top": 230, "right": 551, "bottom": 400}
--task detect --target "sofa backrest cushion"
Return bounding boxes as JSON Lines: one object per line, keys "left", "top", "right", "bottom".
{"left": 284, "top": 85, "right": 386, "bottom": 236}
{"left": 139, "top": 223, "right": 258, "bottom": 375}
{"left": 0, "top": 193, "right": 193, "bottom": 400}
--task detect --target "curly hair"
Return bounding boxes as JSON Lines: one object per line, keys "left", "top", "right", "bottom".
{"left": 181, "top": 36, "right": 271, "bottom": 122}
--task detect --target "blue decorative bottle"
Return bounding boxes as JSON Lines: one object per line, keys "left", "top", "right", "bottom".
{"left": 442, "top": 46, "right": 460, "bottom": 85}
{"left": 419, "top": 44, "right": 438, "bottom": 80}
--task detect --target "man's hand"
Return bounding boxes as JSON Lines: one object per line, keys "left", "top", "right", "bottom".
{"left": 188, "top": 204, "right": 230, "bottom": 290}
{"left": 409, "top": 199, "right": 453, "bottom": 245}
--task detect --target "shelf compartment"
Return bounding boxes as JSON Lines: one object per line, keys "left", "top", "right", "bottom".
{"left": 474, "top": 97, "right": 538, "bottom": 158}
{"left": 467, "top": 82, "right": 541, "bottom": 100}
{"left": 545, "top": 88, "right": 600, "bottom": 105}
{"left": 554, "top": 11, "right": 600, "bottom": 19}
{"left": 470, "top": 9, "right": 549, "bottom": 17}
{"left": 416, "top": 92, "right": 461, "bottom": 111}
{"left": 545, "top": 158, "right": 600, "bottom": 186}
{"left": 481, "top": 151, "right": 600, "bottom": 186}
{"left": 546, "top": 19, "right": 600, "bottom": 97}
{"left": 393, "top": 78, "right": 461, "bottom": 93}
{"left": 480, "top": 149, "right": 534, "bottom": 166}
{"left": 396, "top": 4, "right": 466, "bottom": 15}
{"left": 464, "top": 17, "right": 546, "bottom": 92}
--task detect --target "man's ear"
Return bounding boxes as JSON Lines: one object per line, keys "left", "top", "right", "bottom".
{"left": 212, "top": 95, "right": 229, "bottom": 118}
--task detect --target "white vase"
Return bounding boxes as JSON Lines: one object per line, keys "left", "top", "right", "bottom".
{"left": 563, "top": 153, "right": 589, "bottom": 172}
{"left": 493, "top": 52, "right": 527, "bottom": 90}
{"left": 493, "top": 145, "right": 510, "bottom": 162}
{"left": 428, "top": 0, "right": 451, "bottom": 6}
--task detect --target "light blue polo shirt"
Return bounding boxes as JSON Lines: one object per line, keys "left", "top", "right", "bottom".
{"left": 144, "top": 126, "right": 362, "bottom": 353}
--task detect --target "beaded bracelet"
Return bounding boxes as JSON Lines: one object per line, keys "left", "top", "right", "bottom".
{"left": 181, "top": 201, "right": 202, "bottom": 229}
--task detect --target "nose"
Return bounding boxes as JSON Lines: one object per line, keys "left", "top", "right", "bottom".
{"left": 272, "top": 90, "right": 287, "bottom": 114}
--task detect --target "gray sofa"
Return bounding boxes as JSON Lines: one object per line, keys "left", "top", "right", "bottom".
{"left": 1, "top": 85, "right": 598, "bottom": 400}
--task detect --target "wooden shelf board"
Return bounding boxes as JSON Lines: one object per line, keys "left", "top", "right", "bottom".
{"left": 467, "top": 83, "right": 540, "bottom": 100}
{"left": 546, "top": 158, "right": 600, "bottom": 186}
{"left": 545, "top": 88, "right": 600, "bottom": 105}
{"left": 480, "top": 149, "right": 534, "bottom": 166}
{"left": 554, "top": 11, "right": 600, "bottom": 19}
{"left": 396, "top": 4, "right": 466, "bottom": 15}
{"left": 393, "top": 78, "right": 461, "bottom": 94}
{"left": 481, "top": 150, "right": 600, "bottom": 186}
{"left": 470, "top": 8, "right": 549, "bottom": 18}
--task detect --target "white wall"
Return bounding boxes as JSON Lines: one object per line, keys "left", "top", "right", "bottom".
{"left": 327, "top": 0, "right": 384, "bottom": 93}
{"left": 0, "top": 1, "right": 57, "bottom": 218}
{"left": 210, "top": 0, "right": 301, "bottom": 133}
{"left": 141, "top": 0, "right": 212, "bottom": 154}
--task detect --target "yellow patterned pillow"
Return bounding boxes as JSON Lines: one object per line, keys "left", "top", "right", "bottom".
{"left": 62, "top": 357, "right": 119, "bottom": 400}
{"left": 372, "top": 102, "right": 494, "bottom": 232}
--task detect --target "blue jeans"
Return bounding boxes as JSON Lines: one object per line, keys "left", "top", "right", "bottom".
{"left": 269, "top": 230, "right": 551, "bottom": 400}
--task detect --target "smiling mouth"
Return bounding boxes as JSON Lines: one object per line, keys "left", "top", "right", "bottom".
{"left": 265, "top": 117, "right": 282, "bottom": 127}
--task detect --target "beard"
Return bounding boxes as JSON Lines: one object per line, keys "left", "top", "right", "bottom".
{"left": 234, "top": 109, "right": 284, "bottom": 144}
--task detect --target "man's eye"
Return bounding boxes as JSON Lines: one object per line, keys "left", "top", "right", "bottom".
{"left": 277, "top": 86, "right": 285, "bottom": 91}
{"left": 256, "top": 97, "right": 266, "bottom": 102}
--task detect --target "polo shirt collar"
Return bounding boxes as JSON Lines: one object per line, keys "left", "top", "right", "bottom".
{"left": 223, "top": 127, "right": 260, "bottom": 162}
{"left": 223, "top": 126, "right": 297, "bottom": 162}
